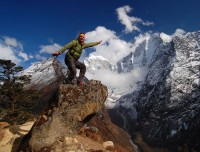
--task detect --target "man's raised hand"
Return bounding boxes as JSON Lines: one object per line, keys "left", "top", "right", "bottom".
{"left": 98, "top": 40, "right": 102, "bottom": 44}
{"left": 52, "top": 52, "right": 60, "bottom": 56}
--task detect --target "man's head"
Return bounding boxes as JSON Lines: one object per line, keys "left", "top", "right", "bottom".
{"left": 78, "top": 32, "right": 85, "bottom": 44}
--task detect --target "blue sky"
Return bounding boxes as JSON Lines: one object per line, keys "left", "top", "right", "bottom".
{"left": 0, "top": 0, "right": 200, "bottom": 68}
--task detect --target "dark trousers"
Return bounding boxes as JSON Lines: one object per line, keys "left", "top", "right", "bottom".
{"left": 65, "top": 57, "right": 86, "bottom": 82}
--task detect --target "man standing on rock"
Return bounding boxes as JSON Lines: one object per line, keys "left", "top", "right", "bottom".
{"left": 52, "top": 32, "right": 102, "bottom": 85}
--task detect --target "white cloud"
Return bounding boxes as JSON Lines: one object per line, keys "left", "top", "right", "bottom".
{"left": 84, "top": 27, "right": 152, "bottom": 90}
{"left": 85, "top": 26, "right": 132, "bottom": 65}
{"left": 29, "top": 55, "right": 34, "bottom": 59}
{"left": 0, "top": 44, "right": 22, "bottom": 64}
{"left": 18, "top": 51, "right": 29, "bottom": 61}
{"left": 116, "top": 5, "right": 154, "bottom": 33}
{"left": 86, "top": 26, "right": 117, "bottom": 42}
{"left": 86, "top": 67, "right": 148, "bottom": 89}
{"left": 3, "top": 36, "right": 23, "bottom": 49}
{"left": 35, "top": 54, "right": 47, "bottom": 61}
{"left": 39, "top": 43, "right": 61, "bottom": 54}
{"left": 0, "top": 36, "right": 31, "bottom": 64}
{"left": 172, "top": 29, "right": 186, "bottom": 37}
{"left": 142, "top": 21, "right": 154, "bottom": 26}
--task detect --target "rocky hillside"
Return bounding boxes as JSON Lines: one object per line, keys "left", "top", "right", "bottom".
{"left": 17, "top": 80, "right": 137, "bottom": 152}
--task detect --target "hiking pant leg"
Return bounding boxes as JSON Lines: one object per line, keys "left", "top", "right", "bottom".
{"left": 65, "top": 57, "right": 77, "bottom": 81}
{"left": 74, "top": 60, "right": 86, "bottom": 82}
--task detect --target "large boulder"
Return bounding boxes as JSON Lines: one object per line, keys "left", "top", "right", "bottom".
{"left": 18, "top": 80, "right": 137, "bottom": 152}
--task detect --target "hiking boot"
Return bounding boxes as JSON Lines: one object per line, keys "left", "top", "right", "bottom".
{"left": 77, "top": 81, "right": 86, "bottom": 86}
{"left": 63, "top": 78, "right": 76, "bottom": 85}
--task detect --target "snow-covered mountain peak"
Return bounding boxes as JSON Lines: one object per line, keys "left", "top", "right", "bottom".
{"left": 84, "top": 54, "right": 112, "bottom": 71}
{"left": 109, "top": 30, "right": 200, "bottom": 150}
{"left": 160, "top": 32, "right": 172, "bottom": 43}
{"left": 21, "top": 57, "right": 66, "bottom": 89}
{"left": 117, "top": 33, "right": 168, "bottom": 73}
{"left": 86, "top": 54, "right": 108, "bottom": 61}
{"left": 22, "top": 57, "right": 55, "bottom": 74}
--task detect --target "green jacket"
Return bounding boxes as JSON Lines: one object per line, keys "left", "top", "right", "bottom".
{"left": 58, "top": 39, "right": 99, "bottom": 60}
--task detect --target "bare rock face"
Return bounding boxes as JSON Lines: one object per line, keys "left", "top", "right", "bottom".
{"left": 18, "top": 80, "right": 107, "bottom": 151}
{"left": 18, "top": 80, "right": 137, "bottom": 152}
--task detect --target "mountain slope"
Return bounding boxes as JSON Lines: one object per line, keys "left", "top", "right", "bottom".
{"left": 21, "top": 57, "right": 67, "bottom": 90}
{"left": 109, "top": 30, "right": 200, "bottom": 151}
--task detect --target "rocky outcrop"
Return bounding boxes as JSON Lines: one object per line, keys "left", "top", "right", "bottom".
{"left": 18, "top": 80, "right": 137, "bottom": 152}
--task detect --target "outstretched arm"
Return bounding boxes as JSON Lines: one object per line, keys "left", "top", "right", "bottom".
{"left": 83, "top": 40, "right": 102, "bottom": 48}
{"left": 52, "top": 40, "right": 77, "bottom": 56}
